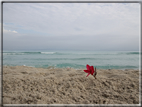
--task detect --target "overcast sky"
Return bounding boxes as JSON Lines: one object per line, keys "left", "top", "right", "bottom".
{"left": 3, "top": 2, "right": 140, "bottom": 51}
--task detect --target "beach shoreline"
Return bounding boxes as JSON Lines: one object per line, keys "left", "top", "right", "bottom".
{"left": 3, "top": 66, "right": 139, "bottom": 104}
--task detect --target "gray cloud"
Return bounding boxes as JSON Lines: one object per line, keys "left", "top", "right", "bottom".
{"left": 3, "top": 3, "right": 140, "bottom": 51}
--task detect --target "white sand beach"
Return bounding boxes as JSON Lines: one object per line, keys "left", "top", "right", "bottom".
{"left": 3, "top": 66, "right": 139, "bottom": 104}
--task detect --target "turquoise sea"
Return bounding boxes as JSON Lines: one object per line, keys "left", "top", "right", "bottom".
{"left": 3, "top": 51, "right": 140, "bottom": 70}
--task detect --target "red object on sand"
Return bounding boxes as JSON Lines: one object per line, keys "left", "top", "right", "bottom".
{"left": 84, "top": 64, "right": 96, "bottom": 77}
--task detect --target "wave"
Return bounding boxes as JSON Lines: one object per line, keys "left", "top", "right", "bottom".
{"left": 37, "top": 63, "right": 139, "bottom": 70}
{"left": 2, "top": 52, "right": 92, "bottom": 55}
{"left": 3, "top": 52, "right": 56, "bottom": 55}
{"left": 2, "top": 52, "right": 119, "bottom": 56}
{"left": 3, "top": 51, "right": 74, "bottom": 55}
{"left": 3, "top": 52, "right": 25, "bottom": 55}
{"left": 30, "top": 57, "right": 106, "bottom": 61}
{"left": 28, "top": 65, "right": 140, "bottom": 70}
{"left": 41, "top": 52, "right": 56, "bottom": 54}
{"left": 3, "top": 63, "right": 139, "bottom": 70}
{"left": 3, "top": 51, "right": 140, "bottom": 56}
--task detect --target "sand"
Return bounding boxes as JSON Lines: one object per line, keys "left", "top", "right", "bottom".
{"left": 3, "top": 66, "right": 139, "bottom": 104}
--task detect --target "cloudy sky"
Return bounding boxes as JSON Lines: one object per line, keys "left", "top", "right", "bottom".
{"left": 3, "top": 2, "right": 140, "bottom": 51}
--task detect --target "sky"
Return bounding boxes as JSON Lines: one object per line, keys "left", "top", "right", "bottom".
{"left": 2, "top": 1, "right": 141, "bottom": 51}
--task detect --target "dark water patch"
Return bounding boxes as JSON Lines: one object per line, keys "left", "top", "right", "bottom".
{"left": 95, "top": 65, "right": 139, "bottom": 70}
{"left": 126, "top": 52, "right": 140, "bottom": 55}
{"left": 119, "top": 52, "right": 140, "bottom": 55}
{"left": 72, "top": 58, "right": 102, "bottom": 60}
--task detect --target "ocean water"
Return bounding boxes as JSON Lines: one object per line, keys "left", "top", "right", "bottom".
{"left": 3, "top": 51, "right": 140, "bottom": 70}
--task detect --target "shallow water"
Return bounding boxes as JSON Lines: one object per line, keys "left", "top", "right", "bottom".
{"left": 3, "top": 51, "right": 140, "bottom": 69}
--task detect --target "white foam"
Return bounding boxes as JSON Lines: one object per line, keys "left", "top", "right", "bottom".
{"left": 3, "top": 53, "right": 25, "bottom": 55}
{"left": 41, "top": 52, "right": 55, "bottom": 54}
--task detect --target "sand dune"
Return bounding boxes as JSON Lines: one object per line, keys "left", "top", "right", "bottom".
{"left": 3, "top": 66, "right": 139, "bottom": 104}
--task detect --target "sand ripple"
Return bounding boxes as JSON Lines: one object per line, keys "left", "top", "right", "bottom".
{"left": 3, "top": 66, "right": 139, "bottom": 104}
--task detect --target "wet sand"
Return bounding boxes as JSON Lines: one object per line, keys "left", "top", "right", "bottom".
{"left": 3, "top": 66, "right": 139, "bottom": 104}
